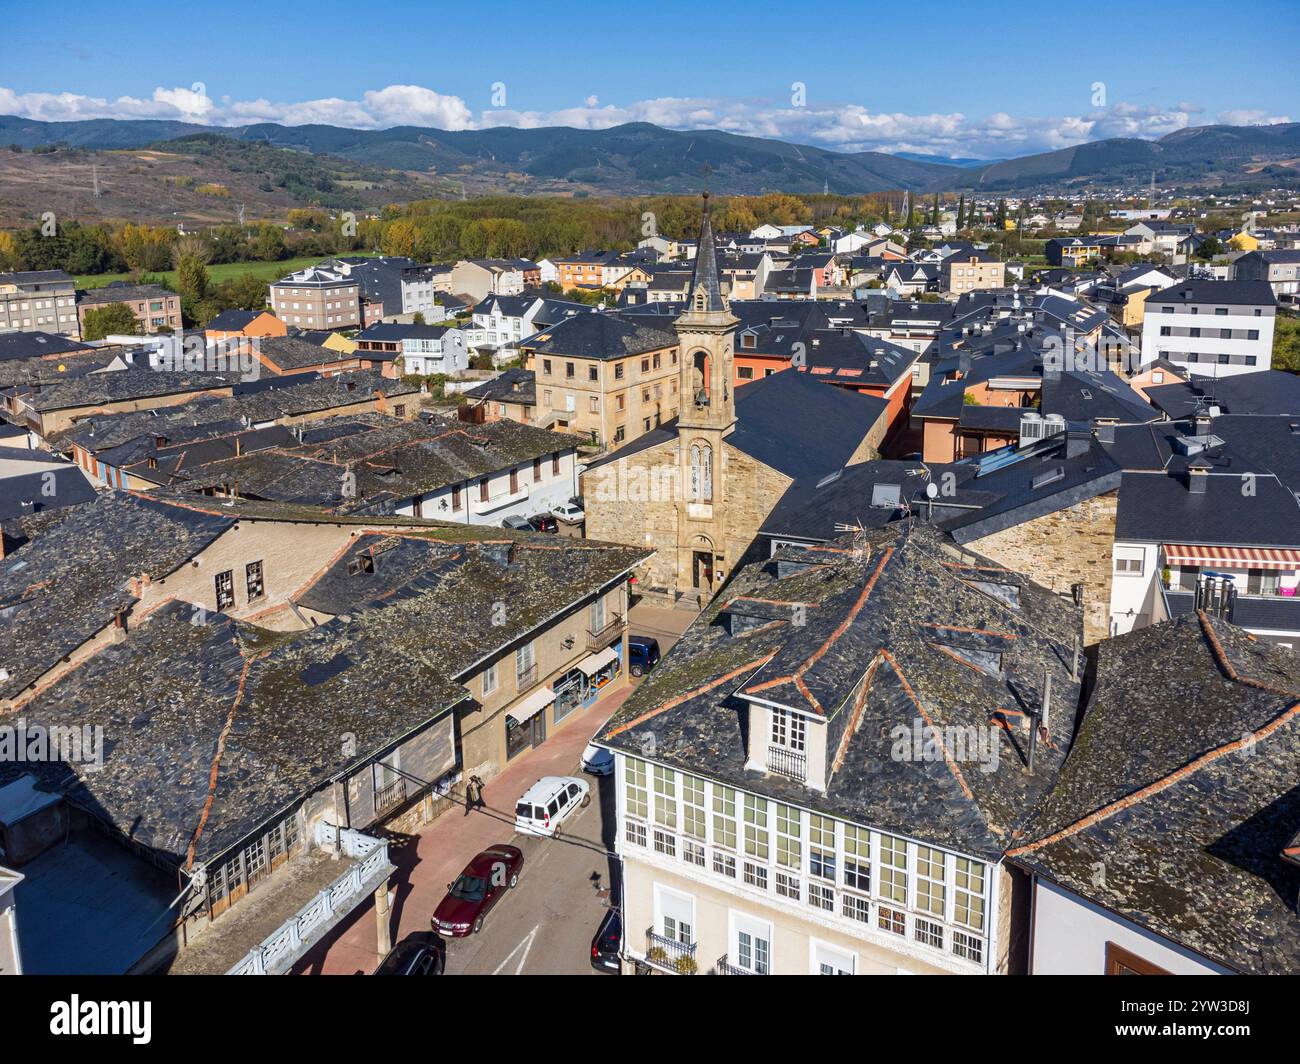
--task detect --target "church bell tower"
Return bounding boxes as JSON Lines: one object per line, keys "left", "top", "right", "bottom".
{"left": 672, "top": 192, "right": 739, "bottom": 602}
{"left": 675, "top": 191, "right": 738, "bottom": 432}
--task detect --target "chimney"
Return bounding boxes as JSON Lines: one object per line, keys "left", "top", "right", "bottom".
{"left": 1093, "top": 421, "right": 1115, "bottom": 444}
{"left": 1065, "top": 429, "right": 1091, "bottom": 458}
{"left": 1188, "top": 460, "right": 1210, "bottom": 494}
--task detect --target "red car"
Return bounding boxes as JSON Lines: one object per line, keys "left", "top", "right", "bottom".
{"left": 431, "top": 845, "right": 524, "bottom": 937}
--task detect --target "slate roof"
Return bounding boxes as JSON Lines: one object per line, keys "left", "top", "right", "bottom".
{"left": 598, "top": 522, "right": 1085, "bottom": 860}
{"left": 170, "top": 412, "right": 584, "bottom": 513}
{"left": 258, "top": 336, "right": 354, "bottom": 371}
{"left": 1115, "top": 469, "right": 1300, "bottom": 547}
{"left": 9, "top": 520, "right": 648, "bottom": 870}
{"left": 761, "top": 433, "right": 1122, "bottom": 546}
{"left": 0, "top": 491, "right": 232, "bottom": 701}
{"left": 77, "top": 282, "right": 173, "bottom": 306}
{"left": 1145, "top": 370, "right": 1300, "bottom": 419}
{"left": 203, "top": 309, "right": 262, "bottom": 332}
{"left": 47, "top": 371, "right": 418, "bottom": 458}
{"left": 1009, "top": 614, "right": 1300, "bottom": 974}
{"left": 461, "top": 369, "right": 537, "bottom": 405}
{"left": 0, "top": 332, "right": 96, "bottom": 363}
{"left": 587, "top": 368, "right": 887, "bottom": 481}
{"left": 523, "top": 312, "right": 677, "bottom": 361}
{"left": 10, "top": 367, "right": 242, "bottom": 413}
{"left": 0, "top": 447, "right": 98, "bottom": 521}
{"left": 801, "top": 330, "right": 919, "bottom": 389}
{"left": 1147, "top": 280, "right": 1276, "bottom": 307}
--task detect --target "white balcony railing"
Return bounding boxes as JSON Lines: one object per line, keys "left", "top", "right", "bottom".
{"left": 227, "top": 828, "right": 391, "bottom": 975}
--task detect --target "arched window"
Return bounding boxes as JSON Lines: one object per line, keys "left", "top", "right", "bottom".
{"left": 690, "top": 441, "right": 713, "bottom": 502}
{"left": 691, "top": 350, "right": 710, "bottom": 406}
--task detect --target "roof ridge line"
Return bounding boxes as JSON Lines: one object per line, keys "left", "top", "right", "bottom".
{"left": 604, "top": 653, "right": 776, "bottom": 741}
{"left": 744, "top": 546, "right": 894, "bottom": 712}
{"left": 1008, "top": 697, "right": 1300, "bottom": 859}
{"left": 1197, "top": 609, "right": 1300, "bottom": 698}
{"left": 879, "top": 649, "right": 975, "bottom": 802}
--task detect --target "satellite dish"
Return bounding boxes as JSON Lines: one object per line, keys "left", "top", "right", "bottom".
{"left": 926, "top": 482, "right": 939, "bottom": 499}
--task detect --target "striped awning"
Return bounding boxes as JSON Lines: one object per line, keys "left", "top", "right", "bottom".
{"left": 1162, "top": 543, "right": 1300, "bottom": 571}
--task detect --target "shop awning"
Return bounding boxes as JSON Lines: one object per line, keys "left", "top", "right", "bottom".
{"left": 577, "top": 646, "right": 619, "bottom": 676}
{"left": 507, "top": 685, "right": 554, "bottom": 723}
{"left": 1162, "top": 543, "right": 1300, "bottom": 571}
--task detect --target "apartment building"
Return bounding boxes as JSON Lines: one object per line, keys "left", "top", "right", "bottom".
{"left": 594, "top": 522, "right": 1085, "bottom": 975}
{"left": 76, "top": 281, "right": 182, "bottom": 335}
{"left": 268, "top": 265, "right": 362, "bottom": 329}
{"left": 1139, "top": 279, "right": 1276, "bottom": 377}
{"left": 1233, "top": 248, "right": 1300, "bottom": 305}
{"left": 0, "top": 270, "right": 79, "bottom": 337}
{"left": 520, "top": 311, "right": 680, "bottom": 446}
{"left": 941, "top": 251, "right": 1005, "bottom": 295}
{"left": 448, "top": 259, "right": 540, "bottom": 302}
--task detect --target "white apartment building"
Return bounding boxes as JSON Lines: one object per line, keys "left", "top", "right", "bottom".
{"left": 1139, "top": 279, "right": 1277, "bottom": 377}
{"left": 612, "top": 753, "right": 999, "bottom": 975}
{"left": 0, "top": 270, "right": 80, "bottom": 337}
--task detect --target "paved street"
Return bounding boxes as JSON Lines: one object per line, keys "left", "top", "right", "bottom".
{"left": 293, "top": 599, "right": 696, "bottom": 976}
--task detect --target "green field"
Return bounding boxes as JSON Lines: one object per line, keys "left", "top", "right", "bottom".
{"left": 74, "top": 252, "right": 382, "bottom": 290}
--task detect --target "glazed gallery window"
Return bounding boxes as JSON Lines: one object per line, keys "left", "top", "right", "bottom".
{"left": 625, "top": 757, "right": 648, "bottom": 819}
{"left": 713, "top": 785, "right": 737, "bottom": 850}
{"left": 653, "top": 763, "right": 677, "bottom": 829}
{"left": 775, "top": 803, "right": 802, "bottom": 868}
{"left": 682, "top": 775, "right": 706, "bottom": 841}
{"left": 743, "top": 793, "right": 769, "bottom": 860}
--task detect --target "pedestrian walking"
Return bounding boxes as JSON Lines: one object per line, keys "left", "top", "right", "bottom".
{"left": 464, "top": 774, "right": 486, "bottom": 816}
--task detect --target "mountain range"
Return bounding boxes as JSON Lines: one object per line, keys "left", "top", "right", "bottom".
{"left": 1, "top": 114, "right": 1298, "bottom": 204}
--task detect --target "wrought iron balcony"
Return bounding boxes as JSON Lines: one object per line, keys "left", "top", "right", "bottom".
{"left": 715, "top": 953, "right": 760, "bottom": 975}
{"left": 765, "top": 744, "right": 807, "bottom": 782}
{"left": 586, "top": 614, "right": 624, "bottom": 651}
{"left": 644, "top": 928, "right": 698, "bottom": 974}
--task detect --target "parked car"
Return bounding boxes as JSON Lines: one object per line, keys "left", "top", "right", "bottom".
{"left": 514, "top": 776, "right": 591, "bottom": 837}
{"left": 590, "top": 907, "right": 622, "bottom": 974}
{"left": 527, "top": 513, "right": 558, "bottom": 533}
{"left": 551, "top": 501, "right": 585, "bottom": 525}
{"left": 431, "top": 844, "right": 525, "bottom": 937}
{"left": 501, "top": 515, "right": 532, "bottom": 531}
{"left": 580, "top": 742, "right": 614, "bottom": 776}
{"left": 628, "top": 635, "right": 661, "bottom": 677}
{"left": 374, "top": 932, "right": 445, "bottom": 975}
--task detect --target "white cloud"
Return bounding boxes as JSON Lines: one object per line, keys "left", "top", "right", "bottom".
{"left": 0, "top": 84, "right": 1289, "bottom": 159}
{"left": 1217, "top": 108, "right": 1291, "bottom": 126}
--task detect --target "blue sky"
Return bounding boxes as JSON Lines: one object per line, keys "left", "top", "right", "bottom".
{"left": 1, "top": 0, "right": 1294, "bottom": 159}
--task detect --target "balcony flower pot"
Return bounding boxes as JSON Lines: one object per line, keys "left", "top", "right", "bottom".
{"left": 645, "top": 946, "right": 669, "bottom": 966}
{"left": 674, "top": 954, "right": 698, "bottom": 976}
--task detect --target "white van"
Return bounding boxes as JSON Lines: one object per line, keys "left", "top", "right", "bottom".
{"left": 514, "top": 776, "right": 591, "bottom": 837}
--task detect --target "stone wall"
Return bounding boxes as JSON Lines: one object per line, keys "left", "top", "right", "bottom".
{"left": 968, "top": 490, "right": 1118, "bottom": 645}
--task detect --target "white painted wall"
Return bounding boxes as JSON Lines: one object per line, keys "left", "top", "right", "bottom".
{"left": 1031, "top": 877, "right": 1231, "bottom": 974}
{"left": 394, "top": 448, "right": 578, "bottom": 527}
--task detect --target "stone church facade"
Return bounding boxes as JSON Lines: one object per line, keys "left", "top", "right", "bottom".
{"left": 585, "top": 194, "right": 878, "bottom": 605}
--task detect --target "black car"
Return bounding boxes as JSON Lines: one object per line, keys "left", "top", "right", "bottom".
{"left": 528, "top": 514, "right": 558, "bottom": 533}
{"left": 590, "top": 907, "right": 621, "bottom": 974}
{"left": 374, "top": 932, "right": 445, "bottom": 975}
